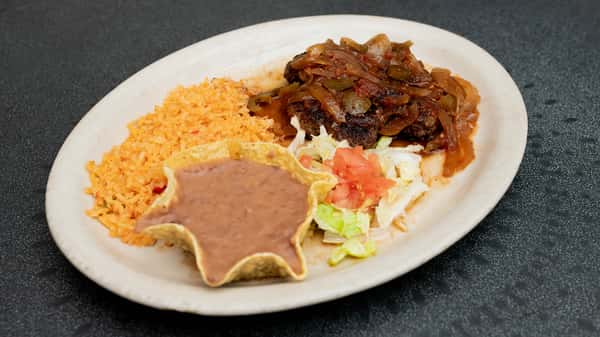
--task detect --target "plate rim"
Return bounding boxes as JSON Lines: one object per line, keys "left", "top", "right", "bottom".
{"left": 45, "top": 14, "right": 528, "bottom": 316}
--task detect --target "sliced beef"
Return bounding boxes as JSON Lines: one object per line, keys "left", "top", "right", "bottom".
{"left": 287, "top": 99, "right": 331, "bottom": 136}
{"left": 251, "top": 34, "right": 476, "bottom": 152}
{"left": 283, "top": 53, "right": 305, "bottom": 84}
{"left": 288, "top": 97, "right": 379, "bottom": 147}
{"left": 332, "top": 112, "right": 380, "bottom": 148}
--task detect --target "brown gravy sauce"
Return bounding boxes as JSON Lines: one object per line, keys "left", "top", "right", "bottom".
{"left": 136, "top": 159, "right": 309, "bottom": 284}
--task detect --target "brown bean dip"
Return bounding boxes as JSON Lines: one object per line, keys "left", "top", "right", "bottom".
{"left": 136, "top": 159, "right": 309, "bottom": 284}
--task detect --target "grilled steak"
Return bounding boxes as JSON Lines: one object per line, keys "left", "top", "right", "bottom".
{"left": 247, "top": 34, "right": 479, "bottom": 171}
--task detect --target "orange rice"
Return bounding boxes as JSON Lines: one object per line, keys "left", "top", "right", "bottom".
{"left": 85, "top": 78, "right": 277, "bottom": 245}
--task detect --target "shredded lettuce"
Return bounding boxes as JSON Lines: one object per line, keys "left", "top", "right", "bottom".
{"left": 314, "top": 203, "right": 369, "bottom": 239}
{"left": 375, "top": 136, "right": 393, "bottom": 149}
{"left": 316, "top": 203, "right": 375, "bottom": 265}
{"left": 322, "top": 230, "right": 346, "bottom": 244}
{"left": 296, "top": 125, "right": 349, "bottom": 161}
{"left": 368, "top": 142, "right": 423, "bottom": 180}
{"left": 287, "top": 116, "right": 306, "bottom": 154}
{"left": 375, "top": 179, "right": 428, "bottom": 229}
{"left": 300, "top": 134, "right": 429, "bottom": 266}
{"left": 367, "top": 142, "right": 429, "bottom": 228}
{"left": 328, "top": 238, "right": 377, "bottom": 266}
{"left": 381, "top": 151, "right": 422, "bottom": 184}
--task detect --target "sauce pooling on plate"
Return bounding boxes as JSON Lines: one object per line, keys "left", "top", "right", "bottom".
{"left": 136, "top": 159, "right": 309, "bottom": 284}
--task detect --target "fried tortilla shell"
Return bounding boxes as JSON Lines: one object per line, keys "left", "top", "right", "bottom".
{"left": 138, "top": 140, "right": 336, "bottom": 287}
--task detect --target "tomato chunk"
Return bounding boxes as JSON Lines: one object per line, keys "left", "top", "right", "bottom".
{"left": 299, "top": 155, "right": 313, "bottom": 169}
{"left": 326, "top": 147, "right": 395, "bottom": 209}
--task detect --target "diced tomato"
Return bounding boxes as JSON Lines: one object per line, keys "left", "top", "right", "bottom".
{"left": 326, "top": 182, "right": 349, "bottom": 203}
{"left": 345, "top": 186, "right": 363, "bottom": 209}
{"left": 327, "top": 182, "right": 362, "bottom": 209}
{"left": 367, "top": 153, "right": 381, "bottom": 172}
{"left": 326, "top": 147, "right": 395, "bottom": 210}
{"left": 299, "top": 155, "right": 313, "bottom": 169}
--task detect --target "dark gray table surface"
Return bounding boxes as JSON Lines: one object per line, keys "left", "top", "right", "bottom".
{"left": 2, "top": 1, "right": 599, "bottom": 336}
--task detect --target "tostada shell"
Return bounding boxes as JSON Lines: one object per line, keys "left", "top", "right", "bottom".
{"left": 138, "top": 140, "right": 337, "bottom": 287}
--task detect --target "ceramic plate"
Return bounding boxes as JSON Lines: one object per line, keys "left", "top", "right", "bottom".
{"left": 46, "top": 15, "right": 527, "bottom": 315}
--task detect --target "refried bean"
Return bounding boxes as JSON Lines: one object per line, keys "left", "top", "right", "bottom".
{"left": 136, "top": 159, "right": 309, "bottom": 284}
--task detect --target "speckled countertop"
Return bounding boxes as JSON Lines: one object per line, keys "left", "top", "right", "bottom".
{"left": 1, "top": 1, "right": 599, "bottom": 336}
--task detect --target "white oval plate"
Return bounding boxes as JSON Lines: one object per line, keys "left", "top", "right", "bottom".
{"left": 46, "top": 15, "right": 527, "bottom": 315}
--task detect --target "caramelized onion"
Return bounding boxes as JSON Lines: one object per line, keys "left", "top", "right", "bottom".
{"left": 364, "top": 34, "right": 392, "bottom": 66}
{"left": 319, "top": 45, "right": 385, "bottom": 84}
{"left": 406, "top": 87, "right": 432, "bottom": 97}
{"left": 306, "top": 42, "right": 326, "bottom": 57}
{"left": 391, "top": 40, "right": 413, "bottom": 51}
{"left": 340, "top": 37, "right": 367, "bottom": 53}
{"left": 324, "top": 48, "right": 360, "bottom": 64}
{"left": 439, "top": 94, "right": 458, "bottom": 115}
{"left": 290, "top": 54, "right": 330, "bottom": 70}
{"left": 441, "top": 76, "right": 480, "bottom": 176}
{"left": 307, "top": 83, "right": 345, "bottom": 122}
{"left": 355, "top": 79, "right": 383, "bottom": 97}
{"left": 437, "top": 106, "right": 458, "bottom": 151}
{"left": 404, "top": 53, "right": 432, "bottom": 86}
{"left": 342, "top": 91, "right": 371, "bottom": 115}
{"left": 455, "top": 77, "right": 480, "bottom": 113}
{"left": 308, "top": 68, "right": 336, "bottom": 78}
{"left": 431, "top": 68, "right": 466, "bottom": 106}
{"left": 379, "top": 104, "right": 419, "bottom": 136}
{"left": 287, "top": 90, "right": 313, "bottom": 103}
{"left": 345, "top": 63, "right": 382, "bottom": 83}
{"left": 250, "top": 34, "right": 480, "bottom": 177}
{"left": 382, "top": 94, "right": 410, "bottom": 106}
{"left": 298, "top": 70, "right": 313, "bottom": 84}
